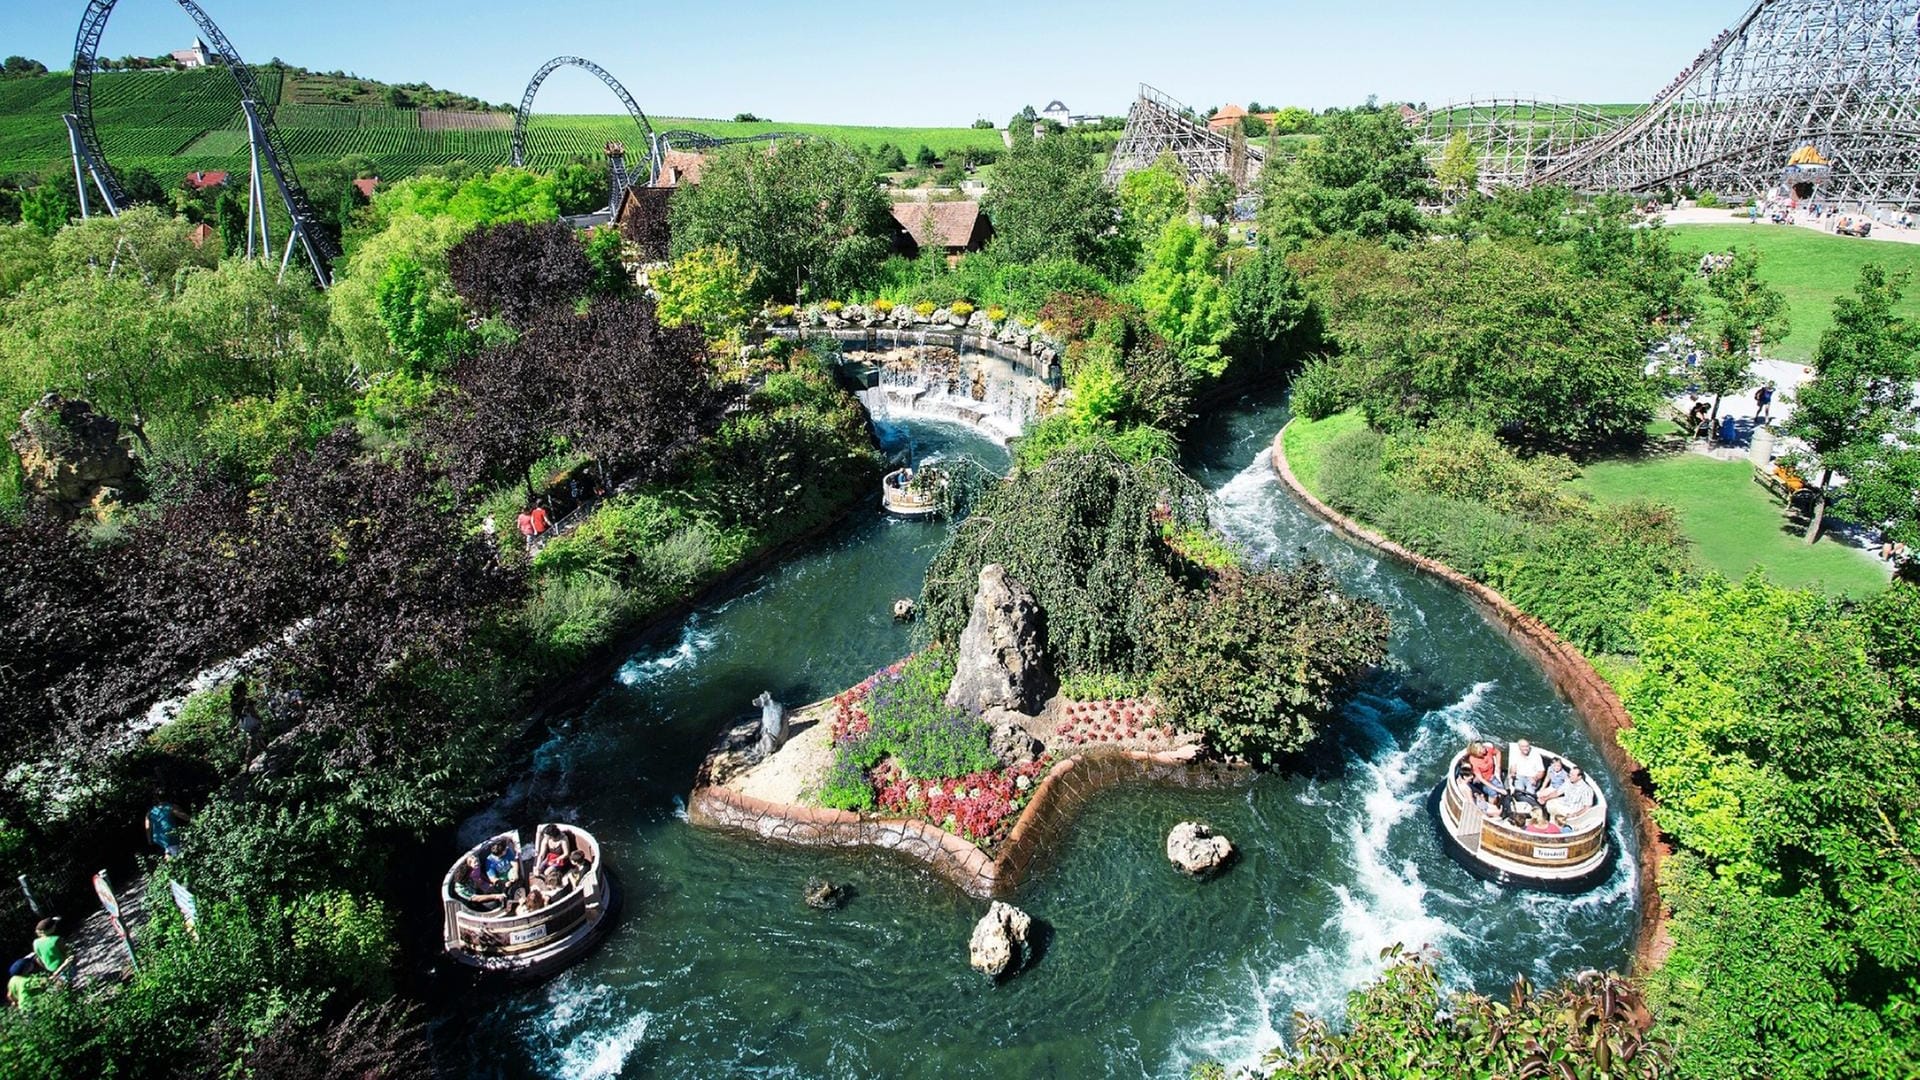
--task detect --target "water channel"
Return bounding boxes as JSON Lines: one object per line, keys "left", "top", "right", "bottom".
{"left": 439, "top": 390, "right": 1640, "bottom": 1078}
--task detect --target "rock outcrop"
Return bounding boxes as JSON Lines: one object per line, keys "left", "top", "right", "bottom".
{"left": 802, "top": 877, "right": 844, "bottom": 910}
{"left": 946, "top": 564, "right": 1049, "bottom": 716}
{"left": 1166, "top": 821, "right": 1233, "bottom": 877}
{"left": 967, "top": 900, "right": 1032, "bottom": 977}
{"left": 988, "top": 721, "right": 1043, "bottom": 767}
{"left": 9, "top": 394, "right": 142, "bottom": 521}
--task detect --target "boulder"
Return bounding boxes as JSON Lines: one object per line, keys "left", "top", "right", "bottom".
{"left": 946, "top": 564, "right": 1049, "bottom": 716}
{"left": 989, "top": 721, "right": 1043, "bottom": 767}
{"left": 967, "top": 900, "right": 1033, "bottom": 977}
{"left": 9, "top": 393, "right": 142, "bottom": 522}
{"left": 803, "top": 877, "right": 844, "bottom": 910}
{"left": 1166, "top": 821, "right": 1233, "bottom": 877}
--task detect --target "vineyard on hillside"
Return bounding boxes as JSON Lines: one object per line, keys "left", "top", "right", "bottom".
{"left": 0, "top": 69, "right": 1009, "bottom": 183}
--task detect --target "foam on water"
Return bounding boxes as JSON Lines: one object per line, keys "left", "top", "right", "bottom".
{"left": 615, "top": 616, "right": 719, "bottom": 687}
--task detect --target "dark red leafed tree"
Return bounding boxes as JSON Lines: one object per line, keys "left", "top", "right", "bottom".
{"left": 447, "top": 220, "right": 593, "bottom": 328}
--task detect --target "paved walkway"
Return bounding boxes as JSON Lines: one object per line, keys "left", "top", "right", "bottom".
{"left": 1660, "top": 205, "right": 1920, "bottom": 245}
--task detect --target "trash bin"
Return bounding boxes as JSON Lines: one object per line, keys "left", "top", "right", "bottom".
{"left": 1719, "top": 414, "right": 1739, "bottom": 445}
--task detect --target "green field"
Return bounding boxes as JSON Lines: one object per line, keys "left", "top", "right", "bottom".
{"left": 0, "top": 69, "right": 1008, "bottom": 183}
{"left": 1574, "top": 453, "right": 1889, "bottom": 595}
{"left": 1282, "top": 412, "right": 1889, "bottom": 597}
{"left": 1667, "top": 223, "right": 1920, "bottom": 361}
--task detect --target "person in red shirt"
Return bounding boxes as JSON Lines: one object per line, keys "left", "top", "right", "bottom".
{"left": 529, "top": 505, "right": 551, "bottom": 535}
{"left": 516, "top": 511, "right": 535, "bottom": 539}
{"left": 1467, "top": 742, "right": 1506, "bottom": 800}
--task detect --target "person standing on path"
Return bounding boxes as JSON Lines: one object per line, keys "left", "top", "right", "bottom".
{"left": 529, "top": 504, "right": 551, "bottom": 537}
{"left": 30, "top": 919, "right": 73, "bottom": 984}
{"left": 1754, "top": 382, "right": 1775, "bottom": 425}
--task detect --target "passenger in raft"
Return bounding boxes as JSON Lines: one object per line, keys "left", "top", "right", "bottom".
{"left": 455, "top": 854, "right": 507, "bottom": 911}
{"left": 1508, "top": 739, "right": 1547, "bottom": 793}
{"left": 1542, "top": 758, "right": 1570, "bottom": 796}
{"left": 1524, "top": 809, "right": 1568, "bottom": 835}
{"left": 535, "top": 826, "right": 571, "bottom": 876}
{"left": 485, "top": 838, "right": 521, "bottom": 887}
{"left": 1467, "top": 742, "right": 1506, "bottom": 801}
{"left": 1546, "top": 767, "right": 1596, "bottom": 823}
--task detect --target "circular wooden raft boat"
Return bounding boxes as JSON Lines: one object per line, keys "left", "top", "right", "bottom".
{"left": 881, "top": 466, "right": 942, "bottom": 518}
{"left": 1432, "top": 743, "right": 1612, "bottom": 892}
{"left": 440, "top": 823, "right": 618, "bottom": 980}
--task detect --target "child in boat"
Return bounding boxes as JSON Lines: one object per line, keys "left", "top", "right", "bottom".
{"left": 564, "top": 850, "right": 592, "bottom": 889}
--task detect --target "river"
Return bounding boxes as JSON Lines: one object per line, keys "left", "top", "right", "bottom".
{"left": 436, "top": 390, "right": 1640, "bottom": 1078}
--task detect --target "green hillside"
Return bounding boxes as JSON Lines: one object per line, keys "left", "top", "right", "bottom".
{"left": 0, "top": 69, "right": 1008, "bottom": 183}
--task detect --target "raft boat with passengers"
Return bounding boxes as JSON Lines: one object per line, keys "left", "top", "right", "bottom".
{"left": 440, "top": 823, "right": 618, "bottom": 980}
{"left": 1432, "top": 740, "right": 1612, "bottom": 892}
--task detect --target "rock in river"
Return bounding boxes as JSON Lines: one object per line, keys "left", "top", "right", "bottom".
{"left": 1166, "top": 821, "right": 1233, "bottom": 877}
{"left": 946, "top": 564, "right": 1049, "bottom": 716}
{"left": 967, "top": 900, "right": 1032, "bottom": 978}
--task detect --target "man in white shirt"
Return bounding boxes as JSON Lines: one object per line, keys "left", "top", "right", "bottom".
{"left": 1546, "top": 767, "right": 1596, "bottom": 824}
{"left": 1508, "top": 738, "right": 1547, "bottom": 794}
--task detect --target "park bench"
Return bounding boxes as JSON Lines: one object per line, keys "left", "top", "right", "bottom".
{"left": 1753, "top": 464, "right": 1822, "bottom": 522}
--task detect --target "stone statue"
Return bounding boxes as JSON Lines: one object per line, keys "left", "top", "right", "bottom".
{"left": 754, "top": 691, "right": 789, "bottom": 759}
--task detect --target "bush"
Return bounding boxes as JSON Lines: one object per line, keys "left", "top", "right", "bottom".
{"left": 148, "top": 684, "right": 243, "bottom": 776}
{"left": 1382, "top": 421, "right": 1582, "bottom": 522}
{"left": 1151, "top": 563, "right": 1389, "bottom": 764}
{"left": 863, "top": 651, "right": 997, "bottom": 779}
{"left": 913, "top": 300, "right": 936, "bottom": 316}
{"left": 526, "top": 571, "right": 632, "bottom": 658}
{"left": 950, "top": 301, "right": 975, "bottom": 317}
{"left": 1486, "top": 501, "right": 1695, "bottom": 655}
{"left": 1695, "top": 190, "right": 1722, "bottom": 209}
{"left": 1289, "top": 356, "right": 1354, "bottom": 421}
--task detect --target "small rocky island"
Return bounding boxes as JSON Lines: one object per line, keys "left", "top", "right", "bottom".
{"left": 690, "top": 563, "right": 1216, "bottom": 897}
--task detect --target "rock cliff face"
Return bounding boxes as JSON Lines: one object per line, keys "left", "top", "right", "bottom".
{"left": 9, "top": 394, "right": 143, "bottom": 521}
{"left": 946, "top": 564, "right": 1050, "bottom": 716}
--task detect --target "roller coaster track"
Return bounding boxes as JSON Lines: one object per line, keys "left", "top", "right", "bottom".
{"left": 1414, "top": 0, "right": 1920, "bottom": 207}
{"left": 70, "top": 1, "right": 340, "bottom": 285}
{"left": 513, "top": 56, "right": 659, "bottom": 181}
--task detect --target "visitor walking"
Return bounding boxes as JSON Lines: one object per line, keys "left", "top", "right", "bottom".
{"left": 516, "top": 509, "right": 535, "bottom": 542}
{"left": 146, "top": 800, "right": 189, "bottom": 858}
{"left": 529, "top": 504, "right": 551, "bottom": 537}
{"left": 1753, "top": 382, "right": 1776, "bottom": 425}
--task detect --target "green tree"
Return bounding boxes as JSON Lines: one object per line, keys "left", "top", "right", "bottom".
{"left": 983, "top": 133, "right": 1125, "bottom": 273}
{"left": 1700, "top": 246, "right": 1788, "bottom": 423}
{"left": 553, "top": 160, "right": 608, "bottom": 217}
{"left": 1131, "top": 221, "right": 1235, "bottom": 378}
{"left": 374, "top": 256, "right": 467, "bottom": 370}
{"left": 1434, "top": 132, "right": 1477, "bottom": 202}
{"left": 1783, "top": 264, "right": 1920, "bottom": 541}
{"left": 215, "top": 189, "right": 248, "bottom": 255}
{"left": 914, "top": 145, "right": 938, "bottom": 169}
{"left": 1269, "top": 106, "right": 1313, "bottom": 135}
{"left": 669, "top": 138, "right": 892, "bottom": 302}
{"left": 1225, "top": 245, "right": 1312, "bottom": 364}
{"left": 1118, "top": 152, "right": 1189, "bottom": 246}
{"left": 1301, "top": 236, "right": 1661, "bottom": 447}
{"left": 19, "top": 186, "right": 70, "bottom": 237}
{"left": 1257, "top": 108, "right": 1434, "bottom": 247}
{"left": 651, "top": 244, "right": 757, "bottom": 342}
{"left": 582, "top": 224, "right": 630, "bottom": 297}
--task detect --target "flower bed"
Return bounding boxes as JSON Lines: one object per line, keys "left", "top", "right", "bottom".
{"left": 1053, "top": 698, "right": 1172, "bottom": 747}
{"left": 870, "top": 758, "right": 1052, "bottom": 846}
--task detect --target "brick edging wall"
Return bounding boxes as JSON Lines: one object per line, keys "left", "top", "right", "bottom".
{"left": 1271, "top": 423, "right": 1673, "bottom": 972}
{"left": 689, "top": 748, "right": 1237, "bottom": 899}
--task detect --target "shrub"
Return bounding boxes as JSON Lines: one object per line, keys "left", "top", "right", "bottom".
{"left": 1288, "top": 356, "right": 1353, "bottom": 421}
{"left": 1487, "top": 501, "right": 1695, "bottom": 655}
{"left": 816, "top": 746, "right": 877, "bottom": 811}
{"left": 985, "top": 306, "right": 1007, "bottom": 322}
{"left": 863, "top": 651, "right": 997, "bottom": 779}
{"left": 913, "top": 300, "right": 936, "bottom": 316}
{"left": 1151, "top": 563, "right": 1389, "bottom": 764}
{"left": 1382, "top": 421, "right": 1582, "bottom": 522}
{"left": 1695, "top": 190, "right": 1722, "bottom": 209}
{"left": 526, "top": 571, "right": 632, "bottom": 658}
{"left": 822, "top": 299, "right": 843, "bottom": 313}
{"left": 872, "top": 297, "right": 895, "bottom": 313}
{"left": 950, "top": 301, "right": 975, "bottom": 318}
{"left": 148, "top": 684, "right": 243, "bottom": 775}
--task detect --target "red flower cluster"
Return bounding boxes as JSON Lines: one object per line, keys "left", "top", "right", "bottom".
{"left": 1053, "top": 699, "right": 1171, "bottom": 746}
{"left": 871, "top": 758, "right": 1052, "bottom": 846}
{"left": 830, "top": 659, "right": 909, "bottom": 744}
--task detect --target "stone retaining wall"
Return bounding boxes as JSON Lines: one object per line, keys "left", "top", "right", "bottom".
{"left": 1271, "top": 423, "right": 1672, "bottom": 972}
{"left": 689, "top": 748, "right": 1241, "bottom": 898}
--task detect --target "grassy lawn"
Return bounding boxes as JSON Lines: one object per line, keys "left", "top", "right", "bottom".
{"left": 1574, "top": 454, "right": 1889, "bottom": 596}
{"left": 1280, "top": 410, "right": 1365, "bottom": 496}
{"left": 1666, "top": 224, "right": 1920, "bottom": 361}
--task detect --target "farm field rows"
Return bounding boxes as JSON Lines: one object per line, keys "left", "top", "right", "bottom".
{"left": 0, "top": 70, "right": 1011, "bottom": 182}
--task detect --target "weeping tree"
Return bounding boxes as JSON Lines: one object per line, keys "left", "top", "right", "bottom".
{"left": 919, "top": 445, "right": 1389, "bottom": 760}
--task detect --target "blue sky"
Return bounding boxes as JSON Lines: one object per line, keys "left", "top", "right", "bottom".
{"left": 6, "top": 1, "right": 1739, "bottom": 125}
